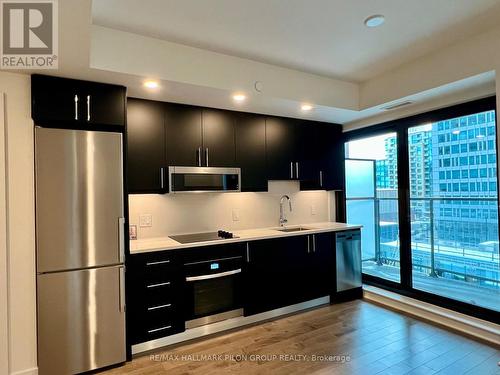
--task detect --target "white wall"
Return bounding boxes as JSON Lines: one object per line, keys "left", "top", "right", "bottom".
{"left": 0, "top": 72, "right": 37, "bottom": 375}
{"left": 1, "top": 92, "right": 9, "bottom": 375}
{"left": 129, "top": 181, "right": 335, "bottom": 239}
{"left": 360, "top": 26, "right": 500, "bottom": 110}
{"left": 90, "top": 25, "right": 359, "bottom": 111}
{"left": 345, "top": 78, "right": 496, "bottom": 131}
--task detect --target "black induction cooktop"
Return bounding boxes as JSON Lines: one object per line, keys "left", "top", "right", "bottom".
{"left": 169, "top": 230, "right": 238, "bottom": 244}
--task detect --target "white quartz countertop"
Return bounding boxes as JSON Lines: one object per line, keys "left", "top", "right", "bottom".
{"left": 130, "top": 222, "right": 362, "bottom": 254}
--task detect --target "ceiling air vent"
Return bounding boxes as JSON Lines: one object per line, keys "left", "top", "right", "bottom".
{"left": 382, "top": 100, "right": 414, "bottom": 111}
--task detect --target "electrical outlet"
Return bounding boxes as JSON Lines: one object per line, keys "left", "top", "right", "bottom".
{"left": 139, "top": 214, "right": 152, "bottom": 227}
{"left": 310, "top": 205, "right": 316, "bottom": 216}
{"left": 232, "top": 209, "right": 240, "bottom": 221}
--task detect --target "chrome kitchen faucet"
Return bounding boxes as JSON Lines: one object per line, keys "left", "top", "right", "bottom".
{"left": 279, "top": 195, "right": 292, "bottom": 226}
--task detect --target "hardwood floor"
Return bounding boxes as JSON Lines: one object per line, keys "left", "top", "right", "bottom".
{"left": 103, "top": 300, "right": 500, "bottom": 375}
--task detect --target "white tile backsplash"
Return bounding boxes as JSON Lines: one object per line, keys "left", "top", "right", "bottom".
{"left": 129, "top": 181, "right": 336, "bottom": 238}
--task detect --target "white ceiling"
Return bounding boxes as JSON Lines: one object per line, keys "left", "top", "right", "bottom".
{"left": 92, "top": 0, "right": 500, "bottom": 82}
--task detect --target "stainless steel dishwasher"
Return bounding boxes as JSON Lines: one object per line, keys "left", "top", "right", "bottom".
{"left": 335, "top": 230, "right": 362, "bottom": 292}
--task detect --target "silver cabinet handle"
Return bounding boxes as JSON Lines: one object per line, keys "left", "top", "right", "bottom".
{"left": 295, "top": 162, "right": 299, "bottom": 179}
{"left": 312, "top": 235, "right": 316, "bottom": 253}
{"left": 307, "top": 235, "right": 311, "bottom": 253}
{"left": 205, "top": 147, "right": 209, "bottom": 167}
{"left": 197, "top": 147, "right": 202, "bottom": 166}
{"left": 186, "top": 269, "right": 241, "bottom": 282}
{"left": 118, "top": 266, "right": 125, "bottom": 313}
{"left": 290, "top": 162, "right": 294, "bottom": 179}
{"left": 118, "top": 217, "right": 125, "bottom": 262}
{"left": 160, "top": 167, "right": 165, "bottom": 189}
{"left": 86, "top": 95, "right": 91, "bottom": 122}
{"left": 146, "top": 260, "right": 170, "bottom": 266}
{"left": 147, "top": 281, "right": 170, "bottom": 288}
{"left": 246, "top": 243, "right": 250, "bottom": 262}
{"left": 147, "top": 303, "right": 171, "bottom": 311}
{"left": 319, "top": 171, "right": 323, "bottom": 187}
{"left": 148, "top": 326, "right": 171, "bottom": 334}
{"left": 74, "top": 95, "right": 79, "bottom": 120}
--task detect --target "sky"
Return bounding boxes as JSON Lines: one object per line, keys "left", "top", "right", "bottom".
{"left": 345, "top": 133, "right": 396, "bottom": 160}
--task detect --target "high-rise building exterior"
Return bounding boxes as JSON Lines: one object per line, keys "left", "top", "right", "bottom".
{"left": 408, "top": 125, "right": 433, "bottom": 198}
{"left": 376, "top": 136, "right": 398, "bottom": 189}
{"left": 374, "top": 110, "right": 499, "bottom": 286}
{"left": 431, "top": 111, "right": 498, "bottom": 252}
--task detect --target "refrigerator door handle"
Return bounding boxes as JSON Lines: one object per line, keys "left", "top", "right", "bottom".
{"left": 86, "top": 95, "right": 91, "bottom": 122}
{"left": 74, "top": 94, "right": 79, "bottom": 120}
{"left": 118, "top": 217, "right": 125, "bottom": 262}
{"left": 118, "top": 266, "right": 125, "bottom": 312}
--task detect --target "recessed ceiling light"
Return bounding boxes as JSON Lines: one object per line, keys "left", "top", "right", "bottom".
{"left": 233, "top": 94, "right": 246, "bottom": 102}
{"left": 144, "top": 80, "right": 159, "bottom": 89}
{"left": 364, "top": 15, "right": 385, "bottom": 28}
{"left": 301, "top": 104, "right": 313, "bottom": 111}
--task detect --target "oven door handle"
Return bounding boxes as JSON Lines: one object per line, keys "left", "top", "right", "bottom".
{"left": 186, "top": 269, "right": 241, "bottom": 282}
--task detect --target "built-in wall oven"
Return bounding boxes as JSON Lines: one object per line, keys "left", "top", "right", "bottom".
{"left": 183, "top": 252, "right": 243, "bottom": 329}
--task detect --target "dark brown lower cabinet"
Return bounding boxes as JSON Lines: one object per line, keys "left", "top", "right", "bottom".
{"left": 243, "top": 233, "right": 335, "bottom": 316}
{"left": 127, "top": 251, "right": 185, "bottom": 345}
{"left": 128, "top": 231, "right": 358, "bottom": 345}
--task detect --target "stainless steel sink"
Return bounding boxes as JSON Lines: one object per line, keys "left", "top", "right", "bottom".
{"left": 276, "top": 227, "right": 312, "bottom": 232}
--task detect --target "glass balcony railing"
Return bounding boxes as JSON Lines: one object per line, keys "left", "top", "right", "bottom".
{"left": 361, "top": 197, "right": 500, "bottom": 311}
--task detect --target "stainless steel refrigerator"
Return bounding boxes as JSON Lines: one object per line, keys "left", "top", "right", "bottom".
{"left": 35, "top": 127, "right": 126, "bottom": 375}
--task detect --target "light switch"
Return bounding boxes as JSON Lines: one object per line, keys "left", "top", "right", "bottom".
{"left": 232, "top": 209, "right": 240, "bottom": 221}
{"left": 139, "top": 214, "right": 152, "bottom": 227}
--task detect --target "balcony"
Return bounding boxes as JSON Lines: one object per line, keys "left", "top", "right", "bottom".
{"left": 361, "top": 197, "right": 500, "bottom": 312}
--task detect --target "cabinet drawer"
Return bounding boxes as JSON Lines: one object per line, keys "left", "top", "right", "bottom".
{"left": 145, "top": 302, "right": 177, "bottom": 325}
{"left": 132, "top": 301, "right": 183, "bottom": 339}
{"left": 144, "top": 282, "right": 176, "bottom": 306}
{"left": 131, "top": 252, "right": 179, "bottom": 284}
{"left": 132, "top": 251, "right": 176, "bottom": 267}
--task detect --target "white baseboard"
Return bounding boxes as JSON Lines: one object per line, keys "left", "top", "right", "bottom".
{"left": 11, "top": 367, "right": 38, "bottom": 375}
{"left": 363, "top": 285, "right": 500, "bottom": 346}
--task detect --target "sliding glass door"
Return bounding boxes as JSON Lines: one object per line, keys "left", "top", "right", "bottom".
{"left": 408, "top": 111, "right": 499, "bottom": 312}
{"left": 344, "top": 97, "right": 500, "bottom": 319}
{"left": 345, "top": 133, "right": 401, "bottom": 283}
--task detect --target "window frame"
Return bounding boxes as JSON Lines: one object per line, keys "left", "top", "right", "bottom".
{"left": 343, "top": 96, "right": 499, "bottom": 324}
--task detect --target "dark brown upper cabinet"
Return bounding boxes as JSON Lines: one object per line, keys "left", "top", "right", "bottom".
{"left": 316, "top": 123, "right": 344, "bottom": 191}
{"left": 165, "top": 103, "right": 203, "bottom": 167}
{"left": 265, "top": 116, "right": 300, "bottom": 180}
{"left": 165, "top": 106, "right": 236, "bottom": 168}
{"left": 126, "top": 98, "right": 344, "bottom": 193}
{"left": 84, "top": 82, "right": 126, "bottom": 127}
{"left": 201, "top": 109, "right": 236, "bottom": 167}
{"left": 127, "top": 98, "right": 166, "bottom": 194}
{"left": 295, "top": 120, "right": 319, "bottom": 183}
{"left": 265, "top": 116, "right": 344, "bottom": 189}
{"left": 234, "top": 112, "right": 267, "bottom": 192}
{"left": 298, "top": 122, "right": 344, "bottom": 191}
{"left": 31, "top": 74, "right": 126, "bottom": 128}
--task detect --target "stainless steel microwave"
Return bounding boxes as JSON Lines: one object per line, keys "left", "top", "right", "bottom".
{"left": 168, "top": 166, "right": 241, "bottom": 193}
